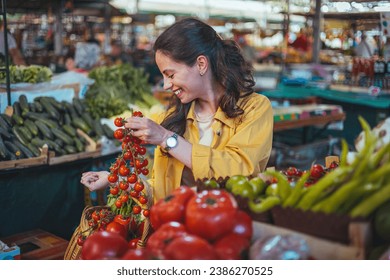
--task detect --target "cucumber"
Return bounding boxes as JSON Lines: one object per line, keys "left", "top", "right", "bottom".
{"left": 13, "top": 140, "right": 34, "bottom": 158}
{"left": 64, "top": 145, "right": 77, "bottom": 154}
{"left": 62, "top": 124, "right": 77, "bottom": 137}
{"left": 52, "top": 127, "right": 74, "bottom": 145}
{"left": 24, "top": 119, "right": 39, "bottom": 136}
{"left": 12, "top": 126, "right": 29, "bottom": 146}
{"left": 35, "top": 120, "right": 54, "bottom": 140}
{"left": 33, "top": 100, "right": 43, "bottom": 112}
{"left": 29, "top": 102, "right": 37, "bottom": 113}
{"left": 54, "top": 138, "right": 64, "bottom": 148}
{"left": 64, "top": 102, "right": 78, "bottom": 119}
{"left": 40, "top": 97, "right": 60, "bottom": 120}
{"left": 73, "top": 97, "right": 85, "bottom": 116}
{"left": 24, "top": 112, "right": 50, "bottom": 122}
{"left": 18, "top": 126, "right": 33, "bottom": 141}
{"left": 0, "top": 135, "right": 8, "bottom": 159}
{"left": 43, "top": 138, "right": 64, "bottom": 155}
{"left": 63, "top": 113, "right": 72, "bottom": 126}
{"left": 102, "top": 123, "right": 114, "bottom": 139}
{"left": 81, "top": 112, "right": 94, "bottom": 128}
{"left": 73, "top": 137, "right": 84, "bottom": 153}
{"left": 27, "top": 143, "right": 41, "bottom": 157}
{"left": 93, "top": 118, "right": 104, "bottom": 137}
{"left": 12, "top": 113, "right": 24, "bottom": 126}
{"left": 31, "top": 137, "right": 46, "bottom": 148}
{"left": 4, "top": 140, "right": 23, "bottom": 159}
{"left": 0, "top": 127, "right": 12, "bottom": 139}
{"left": 46, "top": 97, "right": 65, "bottom": 112}
{"left": 19, "top": 94, "right": 30, "bottom": 116}
{"left": 13, "top": 101, "right": 22, "bottom": 117}
{"left": 72, "top": 117, "right": 91, "bottom": 133}
{"left": 0, "top": 114, "right": 12, "bottom": 127}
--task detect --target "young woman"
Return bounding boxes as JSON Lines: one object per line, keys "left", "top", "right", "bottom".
{"left": 81, "top": 18, "right": 273, "bottom": 201}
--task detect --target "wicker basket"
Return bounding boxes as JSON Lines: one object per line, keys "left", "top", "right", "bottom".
{"left": 64, "top": 179, "right": 153, "bottom": 260}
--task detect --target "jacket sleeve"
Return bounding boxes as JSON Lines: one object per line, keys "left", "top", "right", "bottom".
{"left": 191, "top": 95, "right": 273, "bottom": 179}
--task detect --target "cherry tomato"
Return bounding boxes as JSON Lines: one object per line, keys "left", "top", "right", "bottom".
{"left": 149, "top": 185, "right": 195, "bottom": 230}
{"left": 133, "top": 205, "right": 141, "bottom": 214}
{"left": 130, "top": 190, "right": 139, "bottom": 198}
{"left": 113, "top": 128, "right": 125, "bottom": 140}
{"left": 141, "top": 169, "right": 149, "bottom": 175}
{"left": 120, "top": 194, "right": 129, "bottom": 203}
{"left": 114, "top": 214, "right": 130, "bottom": 226}
{"left": 81, "top": 231, "right": 128, "bottom": 260}
{"left": 77, "top": 234, "right": 86, "bottom": 246}
{"left": 119, "top": 181, "right": 128, "bottom": 190}
{"left": 114, "top": 117, "right": 123, "bottom": 127}
{"left": 286, "top": 166, "right": 298, "bottom": 177}
{"left": 310, "top": 164, "right": 325, "bottom": 179}
{"left": 115, "top": 200, "right": 123, "bottom": 208}
{"left": 127, "top": 174, "right": 137, "bottom": 184}
{"left": 164, "top": 234, "right": 218, "bottom": 260}
{"left": 110, "top": 186, "right": 119, "bottom": 195}
{"left": 123, "top": 151, "right": 133, "bottom": 161}
{"left": 185, "top": 189, "right": 237, "bottom": 241}
{"left": 108, "top": 173, "right": 118, "bottom": 183}
{"left": 138, "top": 196, "right": 148, "bottom": 204}
{"left": 143, "top": 209, "right": 150, "bottom": 217}
{"left": 132, "top": 111, "right": 143, "bottom": 117}
{"left": 91, "top": 211, "right": 100, "bottom": 222}
{"left": 134, "top": 182, "right": 144, "bottom": 192}
{"left": 119, "top": 165, "right": 130, "bottom": 176}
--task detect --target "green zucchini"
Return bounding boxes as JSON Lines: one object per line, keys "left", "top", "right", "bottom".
{"left": 12, "top": 126, "right": 29, "bottom": 146}
{"left": 4, "top": 140, "right": 23, "bottom": 159}
{"left": 0, "top": 127, "right": 12, "bottom": 139}
{"left": 35, "top": 120, "right": 54, "bottom": 140}
{"left": 64, "top": 145, "right": 77, "bottom": 154}
{"left": 0, "top": 135, "right": 8, "bottom": 159}
{"left": 18, "top": 94, "right": 30, "bottom": 116}
{"left": 73, "top": 137, "right": 84, "bottom": 153}
{"left": 33, "top": 100, "right": 43, "bottom": 112}
{"left": 62, "top": 124, "right": 77, "bottom": 137}
{"left": 72, "top": 117, "right": 91, "bottom": 133}
{"left": 0, "top": 114, "right": 12, "bottom": 127}
{"left": 18, "top": 126, "right": 33, "bottom": 141}
{"left": 13, "top": 140, "right": 34, "bottom": 158}
{"left": 24, "top": 119, "right": 39, "bottom": 136}
{"left": 27, "top": 143, "right": 41, "bottom": 157}
{"left": 52, "top": 127, "right": 74, "bottom": 145}
{"left": 40, "top": 97, "right": 60, "bottom": 120}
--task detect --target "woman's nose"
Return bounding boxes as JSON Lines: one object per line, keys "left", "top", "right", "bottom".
{"left": 163, "top": 79, "right": 172, "bottom": 90}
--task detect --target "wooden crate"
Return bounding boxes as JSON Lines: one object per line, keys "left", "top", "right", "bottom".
{"left": 252, "top": 221, "right": 369, "bottom": 260}
{"left": 0, "top": 145, "right": 49, "bottom": 170}
{"left": 0, "top": 229, "right": 69, "bottom": 260}
{"left": 48, "top": 129, "right": 101, "bottom": 165}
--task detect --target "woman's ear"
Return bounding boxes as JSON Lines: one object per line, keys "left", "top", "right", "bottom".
{"left": 197, "top": 55, "right": 208, "bottom": 76}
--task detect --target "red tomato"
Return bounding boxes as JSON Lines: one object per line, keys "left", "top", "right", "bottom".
{"left": 146, "top": 221, "right": 187, "bottom": 257}
{"left": 106, "top": 221, "right": 128, "bottom": 239}
{"left": 113, "top": 128, "right": 125, "bottom": 140}
{"left": 149, "top": 185, "right": 195, "bottom": 230}
{"left": 185, "top": 189, "right": 237, "bottom": 241}
{"left": 114, "top": 117, "right": 123, "bottom": 127}
{"left": 81, "top": 231, "right": 128, "bottom": 260}
{"left": 164, "top": 234, "right": 218, "bottom": 260}
{"left": 214, "top": 233, "right": 250, "bottom": 260}
{"left": 310, "top": 164, "right": 324, "bottom": 179}
{"left": 232, "top": 210, "right": 253, "bottom": 240}
{"left": 128, "top": 238, "right": 140, "bottom": 249}
{"left": 119, "top": 165, "right": 130, "bottom": 176}
{"left": 114, "top": 214, "right": 130, "bottom": 226}
{"left": 108, "top": 173, "right": 118, "bottom": 183}
{"left": 122, "top": 248, "right": 154, "bottom": 260}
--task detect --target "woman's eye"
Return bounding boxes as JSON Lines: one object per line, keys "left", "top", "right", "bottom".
{"left": 168, "top": 74, "right": 174, "bottom": 79}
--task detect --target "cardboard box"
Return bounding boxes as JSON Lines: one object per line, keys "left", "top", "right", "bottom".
{"left": 0, "top": 229, "right": 69, "bottom": 260}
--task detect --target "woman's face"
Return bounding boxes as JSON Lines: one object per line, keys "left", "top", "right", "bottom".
{"left": 155, "top": 50, "right": 205, "bottom": 104}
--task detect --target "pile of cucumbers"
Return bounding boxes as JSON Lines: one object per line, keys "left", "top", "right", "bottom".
{"left": 0, "top": 94, "right": 115, "bottom": 161}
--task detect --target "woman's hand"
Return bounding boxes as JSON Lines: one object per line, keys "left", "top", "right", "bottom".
{"left": 124, "top": 116, "right": 170, "bottom": 147}
{"left": 80, "top": 171, "right": 110, "bottom": 192}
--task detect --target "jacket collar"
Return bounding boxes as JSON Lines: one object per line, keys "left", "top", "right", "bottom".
{"left": 187, "top": 101, "right": 236, "bottom": 128}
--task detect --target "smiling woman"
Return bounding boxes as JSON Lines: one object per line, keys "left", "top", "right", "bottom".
{"left": 81, "top": 17, "right": 274, "bottom": 202}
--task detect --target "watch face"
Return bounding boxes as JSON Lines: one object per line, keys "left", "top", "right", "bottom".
{"left": 167, "top": 136, "right": 178, "bottom": 148}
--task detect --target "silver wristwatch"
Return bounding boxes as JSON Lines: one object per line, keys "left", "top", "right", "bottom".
{"left": 165, "top": 133, "right": 178, "bottom": 151}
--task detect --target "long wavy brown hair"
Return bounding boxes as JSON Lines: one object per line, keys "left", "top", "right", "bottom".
{"left": 153, "top": 17, "right": 255, "bottom": 137}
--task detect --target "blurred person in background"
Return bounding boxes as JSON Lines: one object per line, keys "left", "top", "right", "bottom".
{"left": 0, "top": 19, "right": 26, "bottom": 65}
{"left": 355, "top": 33, "right": 376, "bottom": 58}
{"left": 80, "top": 18, "right": 273, "bottom": 202}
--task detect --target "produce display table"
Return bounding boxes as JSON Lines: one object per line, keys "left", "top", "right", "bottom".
{"left": 0, "top": 151, "right": 118, "bottom": 241}
{"left": 262, "top": 84, "right": 390, "bottom": 145}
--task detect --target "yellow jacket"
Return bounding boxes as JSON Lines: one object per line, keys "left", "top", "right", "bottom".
{"left": 148, "top": 92, "right": 273, "bottom": 201}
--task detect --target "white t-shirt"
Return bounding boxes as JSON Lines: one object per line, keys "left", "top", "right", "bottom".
{"left": 0, "top": 31, "right": 17, "bottom": 54}
{"left": 197, "top": 118, "right": 214, "bottom": 146}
